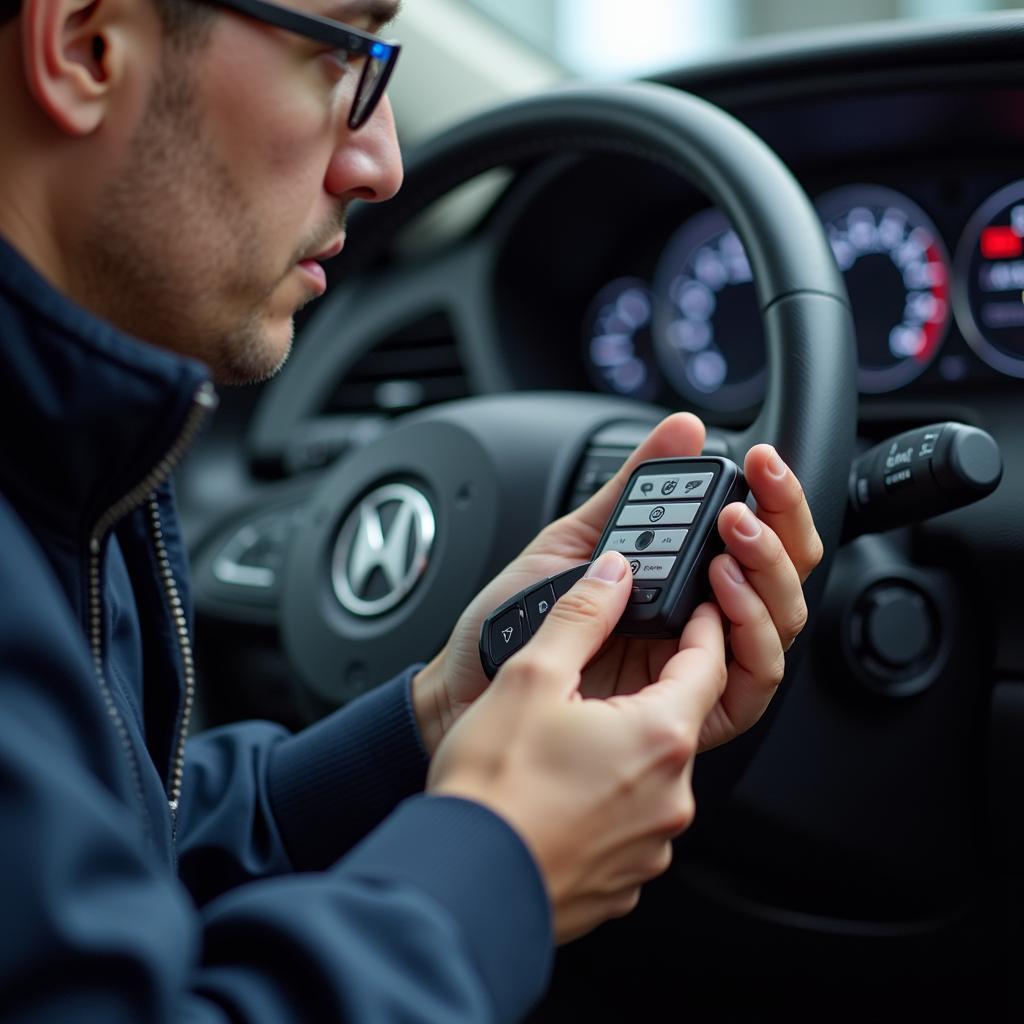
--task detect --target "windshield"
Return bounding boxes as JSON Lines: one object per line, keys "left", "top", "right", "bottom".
{"left": 461, "top": 0, "right": 1021, "bottom": 77}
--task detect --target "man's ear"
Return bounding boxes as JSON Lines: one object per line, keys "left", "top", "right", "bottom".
{"left": 20, "top": 0, "right": 142, "bottom": 136}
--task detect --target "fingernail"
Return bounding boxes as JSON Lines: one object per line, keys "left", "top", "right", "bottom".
{"left": 734, "top": 508, "right": 762, "bottom": 540}
{"left": 585, "top": 551, "right": 627, "bottom": 583}
{"left": 723, "top": 556, "right": 745, "bottom": 584}
{"left": 766, "top": 449, "right": 787, "bottom": 480}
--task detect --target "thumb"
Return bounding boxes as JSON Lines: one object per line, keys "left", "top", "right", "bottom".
{"left": 518, "top": 551, "right": 632, "bottom": 700}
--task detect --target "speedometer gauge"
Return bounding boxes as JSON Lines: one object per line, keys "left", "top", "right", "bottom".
{"left": 583, "top": 278, "right": 658, "bottom": 400}
{"left": 651, "top": 188, "right": 950, "bottom": 413}
{"left": 651, "top": 208, "right": 766, "bottom": 413}
{"left": 816, "top": 185, "right": 951, "bottom": 393}
{"left": 953, "top": 179, "right": 1024, "bottom": 378}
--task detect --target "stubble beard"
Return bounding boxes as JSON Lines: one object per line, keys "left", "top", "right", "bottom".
{"left": 76, "top": 53, "right": 299, "bottom": 386}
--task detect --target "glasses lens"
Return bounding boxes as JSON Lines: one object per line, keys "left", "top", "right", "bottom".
{"left": 350, "top": 46, "right": 397, "bottom": 128}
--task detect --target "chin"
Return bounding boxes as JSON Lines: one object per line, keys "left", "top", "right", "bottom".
{"left": 211, "top": 319, "right": 295, "bottom": 387}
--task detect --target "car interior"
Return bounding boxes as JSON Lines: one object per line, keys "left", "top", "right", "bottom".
{"left": 177, "top": 5, "right": 1024, "bottom": 1018}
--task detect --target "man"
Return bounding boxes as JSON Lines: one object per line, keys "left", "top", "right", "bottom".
{"left": 0, "top": 1, "right": 823, "bottom": 1020}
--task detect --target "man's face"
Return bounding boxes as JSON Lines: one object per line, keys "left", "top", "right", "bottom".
{"left": 76, "top": 0, "right": 403, "bottom": 385}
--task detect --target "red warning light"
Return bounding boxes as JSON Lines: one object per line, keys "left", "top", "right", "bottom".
{"left": 980, "top": 226, "right": 1023, "bottom": 260}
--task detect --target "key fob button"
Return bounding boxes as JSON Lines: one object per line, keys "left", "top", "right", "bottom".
{"left": 630, "top": 587, "right": 661, "bottom": 604}
{"left": 627, "top": 556, "right": 677, "bottom": 581}
{"left": 603, "top": 530, "right": 688, "bottom": 555}
{"left": 489, "top": 606, "right": 525, "bottom": 666}
{"left": 525, "top": 583, "right": 556, "bottom": 632}
{"left": 651, "top": 530, "right": 687, "bottom": 551}
{"left": 552, "top": 563, "right": 589, "bottom": 599}
{"left": 628, "top": 473, "right": 713, "bottom": 501}
{"left": 616, "top": 503, "right": 699, "bottom": 527}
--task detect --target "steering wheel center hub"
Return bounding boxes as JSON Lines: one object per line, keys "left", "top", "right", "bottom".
{"left": 331, "top": 482, "right": 437, "bottom": 618}
{"left": 282, "top": 418, "right": 500, "bottom": 707}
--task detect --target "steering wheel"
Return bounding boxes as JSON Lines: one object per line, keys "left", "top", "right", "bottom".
{"left": 261, "top": 81, "right": 857, "bottom": 795}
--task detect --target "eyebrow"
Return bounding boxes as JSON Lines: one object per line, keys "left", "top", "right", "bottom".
{"left": 323, "top": 0, "right": 402, "bottom": 31}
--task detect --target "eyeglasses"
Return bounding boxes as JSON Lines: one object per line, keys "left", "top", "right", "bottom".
{"left": 197, "top": 0, "right": 401, "bottom": 129}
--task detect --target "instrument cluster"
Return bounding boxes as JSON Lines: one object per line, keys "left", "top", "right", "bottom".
{"left": 584, "top": 179, "right": 1024, "bottom": 412}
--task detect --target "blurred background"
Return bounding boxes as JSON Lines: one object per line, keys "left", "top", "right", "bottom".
{"left": 387, "top": 0, "right": 1024, "bottom": 139}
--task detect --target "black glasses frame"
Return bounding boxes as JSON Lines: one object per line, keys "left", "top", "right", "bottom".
{"left": 196, "top": 0, "right": 401, "bottom": 129}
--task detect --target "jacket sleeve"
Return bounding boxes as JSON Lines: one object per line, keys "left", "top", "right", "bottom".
{"left": 0, "top": 502, "right": 553, "bottom": 1023}
{"left": 176, "top": 667, "right": 431, "bottom": 902}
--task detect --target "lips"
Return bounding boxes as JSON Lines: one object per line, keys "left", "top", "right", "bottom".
{"left": 295, "top": 235, "right": 345, "bottom": 297}
{"left": 296, "top": 259, "right": 328, "bottom": 295}
{"left": 308, "top": 235, "right": 346, "bottom": 262}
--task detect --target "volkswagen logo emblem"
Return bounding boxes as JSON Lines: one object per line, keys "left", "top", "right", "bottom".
{"left": 331, "top": 483, "right": 436, "bottom": 617}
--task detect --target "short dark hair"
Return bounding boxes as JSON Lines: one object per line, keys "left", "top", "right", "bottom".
{"left": 0, "top": 0, "right": 214, "bottom": 37}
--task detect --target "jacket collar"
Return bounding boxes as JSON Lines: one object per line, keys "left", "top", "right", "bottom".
{"left": 0, "top": 235, "right": 215, "bottom": 543}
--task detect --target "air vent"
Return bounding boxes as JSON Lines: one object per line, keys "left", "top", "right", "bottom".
{"left": 325, "top": 313, "right": 469, "bottom": 415}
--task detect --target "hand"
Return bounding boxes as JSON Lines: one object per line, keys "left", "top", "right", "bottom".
{"left": 412, "top": 413, "right": 823, "bottom": 754}
{"left": 573, "top": 440, "right": 823, "bottom": 751}
{"left": 428, "top": 552, "right": 727, "bottom": 944}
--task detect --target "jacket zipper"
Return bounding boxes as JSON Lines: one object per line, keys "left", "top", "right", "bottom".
{"left": 87, "top": 380, "right": 217, "bottom": 839}
{"left": 147, "top": 496, "right": 194, "bottom": 838}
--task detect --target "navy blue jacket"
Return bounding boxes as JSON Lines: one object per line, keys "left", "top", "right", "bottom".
{"left": 0, "top": 236, "right": 552, "bottom": 1022}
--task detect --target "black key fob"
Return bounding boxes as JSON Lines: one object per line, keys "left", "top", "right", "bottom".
{"left": 479, "top": 456, "right": 748, "bottom": 679}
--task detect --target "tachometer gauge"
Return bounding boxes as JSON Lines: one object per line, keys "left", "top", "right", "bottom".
{"left": 652, "top": 209, "right": 766, "bottom": 413}
{"left": 583, "top": 278, "right": 658, "bottom": 400}
{"left": 953, "top": 179, "right": 1024, "bottom": 378}
{"left": 816, "top": 185, "right": 951, "bottom": 393}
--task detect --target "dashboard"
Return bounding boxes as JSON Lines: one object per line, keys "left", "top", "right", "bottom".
{"left": 581, "top": 178, "right": 1024, "bottom": 408}
{"left": 487, "top": 89, "right": 1024, "bottom": 427}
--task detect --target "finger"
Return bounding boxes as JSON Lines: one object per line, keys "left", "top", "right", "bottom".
{"left": 605, "top": 887, "right": 643, "bottom": 923}
{"left": 516, "top": 551, "right": 632, "bottom": 699}
{"left": 709, "top": 553, "right": 786, "bottom": 702}
{"left": 573, "top": 413, "right": 706, "bottom": 542}
{"left": 695, "top": 556, "right": 789, "bottom": 750}
{"left": 670, "top": 759, "right": 697, "bottom": 837}
{"left": 743, "top": 445, "right": 824, "bottom": 582}
{"left": 629, "top": 603, "right": 727, "bottom": 726}
{"left": 607, "top": 841, "right": 676, "bottom": 890}
{"left": 716, "top": 503, "right": 807, "bottom": 650}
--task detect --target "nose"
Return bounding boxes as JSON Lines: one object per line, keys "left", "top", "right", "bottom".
{"left": 324, "top": 97, "right": 404, "bottom": 203}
